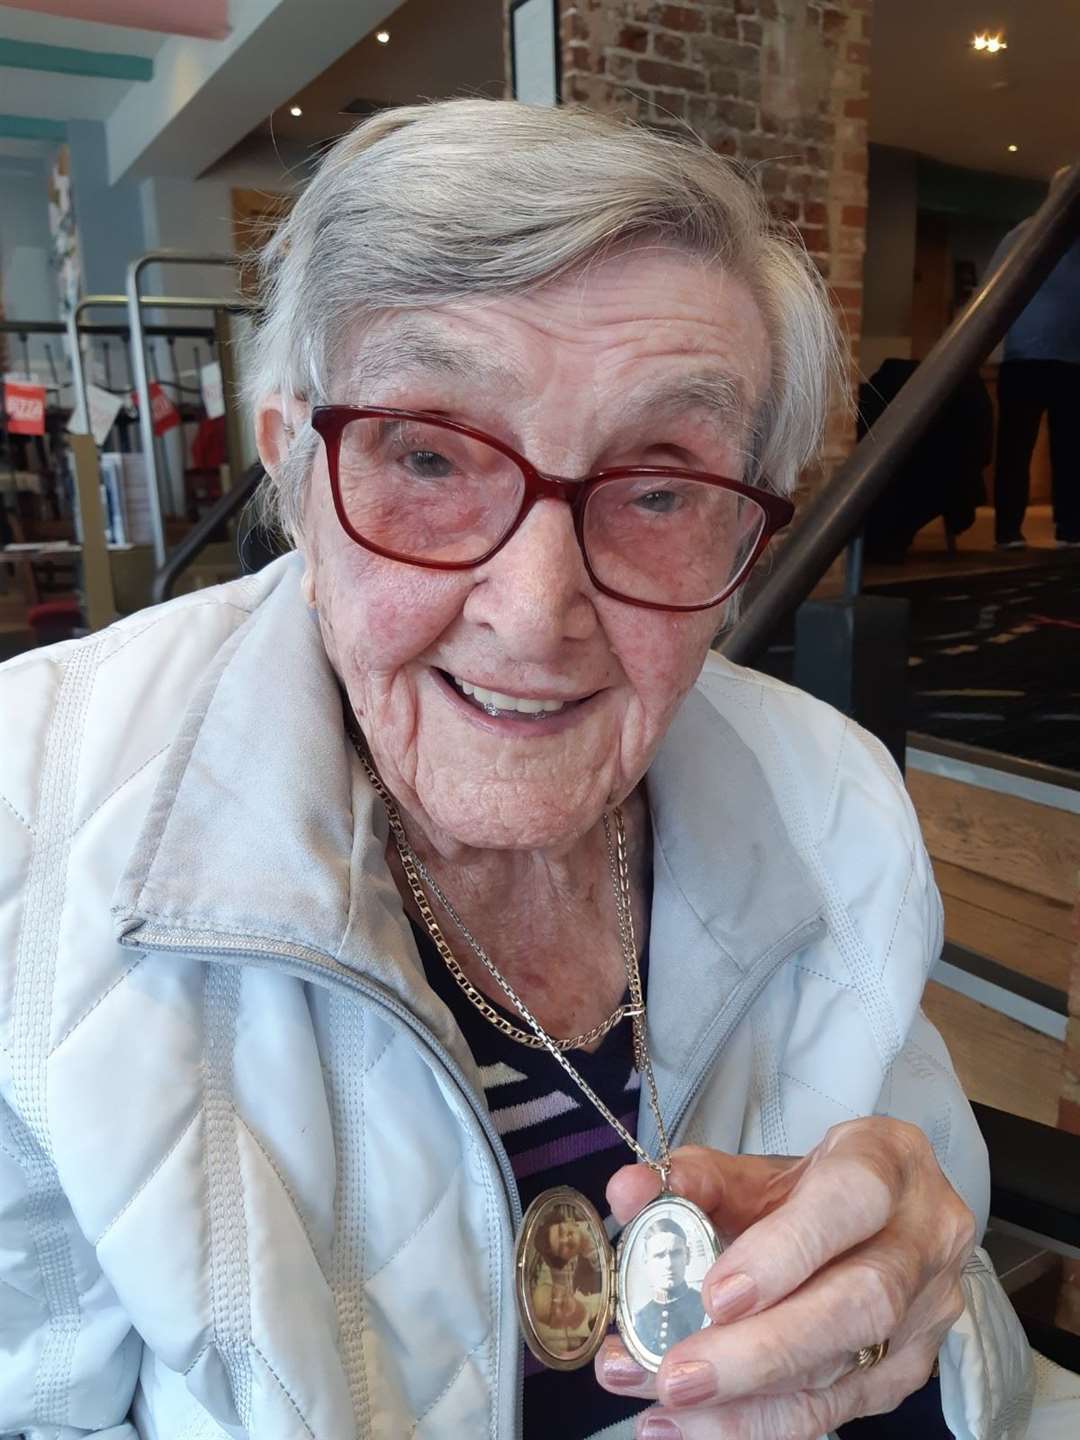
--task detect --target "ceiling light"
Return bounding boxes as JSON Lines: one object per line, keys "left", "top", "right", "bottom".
{"left": 289, "top": 104, "right": 302, "bottom": 116}
{"left": 973, "top": 33, "right": 1007, "bottom": 53}
{"left": 1007, "top": 144, "right": 1018, "bottom": 153}
{"left": 376, "top": 29, "right": 390, "bottom": 43}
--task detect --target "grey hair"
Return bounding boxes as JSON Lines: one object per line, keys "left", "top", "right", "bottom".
{"left": 245, "top": 98, "right": 845, "bottom": 541}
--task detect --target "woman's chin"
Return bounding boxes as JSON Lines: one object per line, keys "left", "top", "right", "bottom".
{"left": 419, "top": 787, "right": 610, "bottom": 857}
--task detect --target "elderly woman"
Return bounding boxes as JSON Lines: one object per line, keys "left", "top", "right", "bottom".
{"left": 0, "top": 100, "right": 1039, "bottom": 1440}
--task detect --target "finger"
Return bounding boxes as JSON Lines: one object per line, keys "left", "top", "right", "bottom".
{"left": 635, "top": 1342, "right": 937, "bottom": 1440}
{"left": 651, "top": 1231, "right": 933, "bottom": 1408}
{"left": 594, "top": 1335, "right": 658, "bottom": 1399}
{"left": 699, "top": 1141, "right": 901, "bottom": 1322}
{"left": 607, "top": 1146, "right": 799, "bottom": 1230}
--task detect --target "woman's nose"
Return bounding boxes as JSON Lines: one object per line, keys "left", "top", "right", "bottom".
{"left": 462, "top": 497, "right": 598, "bottom": 657}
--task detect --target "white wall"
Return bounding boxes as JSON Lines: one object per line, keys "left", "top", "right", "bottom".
{"left": 0, "top": 157, "right": 60, "bottom": 382}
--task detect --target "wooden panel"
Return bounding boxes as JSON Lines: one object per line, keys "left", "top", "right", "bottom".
{"left": 933, "top": 860, "right": 1073, "bottom": 993}
{"left": 933, "top": 859, "right": 1076, "bottom": 943}
{"left": 923, "top": 980, "right": 1063, "bottom": 1127}
{"left": 908, "top": 768, "right": 1080, "bottom": 907}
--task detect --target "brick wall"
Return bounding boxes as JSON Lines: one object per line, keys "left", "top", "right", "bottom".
{"left": 527, "top": 0, "right": 873, "bottom": 475}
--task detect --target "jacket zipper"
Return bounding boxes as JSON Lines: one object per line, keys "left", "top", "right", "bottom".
{"left": 128, "top": 924, "right": 526, "bottom": 1440}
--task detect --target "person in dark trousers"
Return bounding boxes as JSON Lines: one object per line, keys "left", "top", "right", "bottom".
{"left": 988, "top": 207, "right": 1080, "bottom": 548}
{"left": 857, "top": 358, "right": 992, "bottom": 562}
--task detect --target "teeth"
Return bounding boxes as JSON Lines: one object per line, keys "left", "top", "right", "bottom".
{"left": 454, "top": 676, "right": 567, "bottom": 715}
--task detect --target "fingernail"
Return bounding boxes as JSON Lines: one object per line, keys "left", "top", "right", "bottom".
{"left": 708, "top": 1270, "right": 757, "bottom": 1322}
{"left": 637, "top": 1419, "right": 682, "bottom": 1440}
{"left": 663, "top": 1359, "right": 716, "bottom": 1406}
{"left": 600, "top": 1348, "right": 648, "bottom": 1389}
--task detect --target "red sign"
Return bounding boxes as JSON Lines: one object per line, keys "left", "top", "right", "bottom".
{"left": 4, "top": 380, "right": 46, "bottom": 436}
{"left": 131, "top": 381, "right": 181, "bottom": 436}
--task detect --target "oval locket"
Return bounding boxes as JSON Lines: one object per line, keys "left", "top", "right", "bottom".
{"left": 514, "top": 1185, "right": 724, "bottom": 1372}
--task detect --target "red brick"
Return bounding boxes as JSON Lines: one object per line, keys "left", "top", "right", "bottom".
{"left": 718, "top": 96, "right": 757, "bottom": 129}
{"left": 842, "top": 148, "right": 867, "bottom": 174}
{"left": 606, "top": 51, "right": 638, "bottom": 81}
{"left": 656, "top": 4, "right": 707, "bottom": 34}
{"left": 799, "top": 226, "right": 828, "bottom": 253}
{"left": 651, "top": 90, "right": 690, "bottom": 120}
{"left": 772, "top": 197, "right": 802, "bottom": 223}
{"left": 841, "top": 204, "right": 867, "bottom": 228}
{"left": 653, "top": 30, "right": 688, "bottom": 61}
{"left": 843, "top": 97, "right": 869, "bottom": 119}
{"left": 821, "top": 6, "right": 847, "bottom": 35}
{"left": 617, "top": 24, "right": 649, "bottom": 53}
{"left": 831, "top": 286, "right": 862, "bottom": 309}
{"left": 710, "top": 11, "right": 739, "bottom": 39}
{"left": 802, "top": 200, "right": 827, "bottom": 226}
{"left": 567, "top": 9, "right": 590, "bottom": 41}
{"left": 846, "top": 41, "right": 871, "bottom": 65}
{"left": 637, "top": 58, "right": 706, "bottom": 90}
{"left": 738, "top": 18, "right": 763, "bottom": 45}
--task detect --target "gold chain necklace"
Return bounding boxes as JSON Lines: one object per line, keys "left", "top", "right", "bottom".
{"left": 348, "top": 726, "right": 726, "bottom": 1377}
{"left": 349, "top": 731, "right": 671, "bottom": 1182}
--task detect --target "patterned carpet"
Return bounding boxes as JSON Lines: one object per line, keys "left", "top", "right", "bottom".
{"left": 870, "top": 559, "right": 1080, "bottom": 771}
{"left": 757, "top": 557, "right": 1080, "bottom": 773}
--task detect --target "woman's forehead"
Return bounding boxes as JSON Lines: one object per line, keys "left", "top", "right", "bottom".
{"left": 335, "top": 253, "right": 769, "bottom": 419}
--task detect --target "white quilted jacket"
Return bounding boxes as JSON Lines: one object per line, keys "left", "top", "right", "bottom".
{"left": 0, "top": 555, "right": 1043, "bottom": 1439}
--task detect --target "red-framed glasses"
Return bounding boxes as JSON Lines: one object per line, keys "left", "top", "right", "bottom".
{"left": 310, "top": 405, "right": 794, "bottom": 613}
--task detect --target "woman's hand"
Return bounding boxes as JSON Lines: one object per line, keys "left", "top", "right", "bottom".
{"left": 595, "top": 1119, "right": 977, "bottom": 1439}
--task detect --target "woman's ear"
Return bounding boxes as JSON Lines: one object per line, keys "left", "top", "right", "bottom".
{"left": 255, "top": 393, "right": 307, "bottom": 475}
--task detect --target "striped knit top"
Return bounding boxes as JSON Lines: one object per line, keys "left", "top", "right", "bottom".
{"left": 411, "top": 921, "right": 650, "bottom": 1440}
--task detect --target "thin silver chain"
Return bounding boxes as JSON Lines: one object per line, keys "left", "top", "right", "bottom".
{"left": 351, "top": 732, "right": 672, "bottom": 1183}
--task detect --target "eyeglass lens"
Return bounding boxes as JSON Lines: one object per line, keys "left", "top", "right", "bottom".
{"left": 335, "top": 415, "right": 767, "bottom": 607}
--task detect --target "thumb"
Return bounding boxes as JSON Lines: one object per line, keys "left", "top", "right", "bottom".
{"left": 607, "top": 1146, "right": 802, "bottom": 1234}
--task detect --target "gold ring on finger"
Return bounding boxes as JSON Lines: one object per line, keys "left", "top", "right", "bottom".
{"left": 852, "top": 1340, "right": 890, "bottom": 1372}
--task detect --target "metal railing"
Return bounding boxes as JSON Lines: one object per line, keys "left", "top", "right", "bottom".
{"left": 126, "top": 251, "right": 253, "bottom": 566}
{"left": 720, "top": 162, "right": 1080, "bottom": 666}
{"left": 150, "top": 460, "right": 267, "bottom": 605}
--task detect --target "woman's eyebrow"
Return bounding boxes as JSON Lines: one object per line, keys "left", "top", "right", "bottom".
{"left": 349, "top": 320, "right": 526, "bottom": 398}
{"left": 614, "top": 369, "right": 751, "bottom": 433}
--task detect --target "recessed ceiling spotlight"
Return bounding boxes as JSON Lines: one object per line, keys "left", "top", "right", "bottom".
{"left": 289, "top": 104, "right": 302, "bottom": 116}
{"left": 973, "top": 33, "right": 1007, "bottom": 53}
{"left": 1007, "top": 143, "right": 1019, "bottom": 153}
{"left": 376, "top": 29, "right": 390, "bottom": 43}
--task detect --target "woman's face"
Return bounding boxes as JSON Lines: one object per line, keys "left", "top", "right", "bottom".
{"left": 268, "top": 246, "right": 770, "bottom": 856}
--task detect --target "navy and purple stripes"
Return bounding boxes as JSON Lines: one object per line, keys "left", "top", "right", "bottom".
{"left": 411, "top": 921, "right": 651, "bottom": 1439}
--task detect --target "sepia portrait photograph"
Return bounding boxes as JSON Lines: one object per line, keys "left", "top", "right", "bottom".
{"left": 517, "top": 1190, "right": 612, "bottom": 1368}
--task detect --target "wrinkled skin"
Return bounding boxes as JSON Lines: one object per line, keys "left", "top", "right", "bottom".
{"left": 597, "top": 1124, "right": 976, "bottom": 1439}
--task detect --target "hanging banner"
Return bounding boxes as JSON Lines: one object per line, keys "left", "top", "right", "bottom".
{"left": 4, "top": 379, "right": 47, "bottom": 436}
{"left": 200, "top": 360, "right": 225, "bottom": 420}
{"left": 131, "top": 380, "right": 181, "bottom": 436}
{"left": 69, "top": 383, "right": 125, "bottom": 447}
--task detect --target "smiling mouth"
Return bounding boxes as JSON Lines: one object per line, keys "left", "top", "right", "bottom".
{"left": 438, "top": 669, "right": 593, "bottom": 719}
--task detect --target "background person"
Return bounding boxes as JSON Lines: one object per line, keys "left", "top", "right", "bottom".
{"left": 988, "top": 209, "right": 1080, "bottom": 548}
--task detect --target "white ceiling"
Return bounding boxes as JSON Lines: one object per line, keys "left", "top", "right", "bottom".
{"left": 0, "top": 5, "right": 167, "bottom": 132}
{"left": 871, "top": 0, "right": 1080, "bottom": 180}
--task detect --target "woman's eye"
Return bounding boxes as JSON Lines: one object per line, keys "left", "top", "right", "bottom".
{"left": 402, "top": 449, "right": 453, "bottom": 478}
{"left": 634, "top": 488, "right": 681, "bottom": 514}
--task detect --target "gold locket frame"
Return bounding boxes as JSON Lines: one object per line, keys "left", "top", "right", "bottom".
{"left": 514, "top": 1185, "right": 724, "bottom": 1373}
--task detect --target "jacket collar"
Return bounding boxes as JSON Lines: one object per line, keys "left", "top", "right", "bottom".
{"left": 114, "top": 558, "right": 823, "bottom": 1113}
